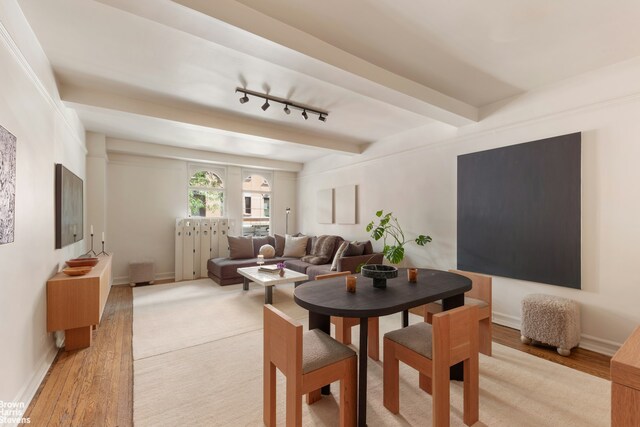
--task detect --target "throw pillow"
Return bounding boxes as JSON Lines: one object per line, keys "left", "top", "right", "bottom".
{"left": 344, "top": 241, "right": 366, "bottom": 257}
{"left": 330, "top": 241, "right": 350, "bottom": 271}
{"left": 274, "top": 234, "right": 286, "bottom": 257}
{"left": 228, "top": 235, "right": 253, "bottom": 259}
{"left": 252, "top": 236, "right": 269, "bottom": 257}
{"left": 283, "top": 235, "right": 309, "bottom": 257}
{"left": 259, "top": 244, "right": 276, "bottom": 259}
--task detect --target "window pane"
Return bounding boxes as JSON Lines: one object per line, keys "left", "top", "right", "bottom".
{"left": 189, "top": 189, "right": 224, "bottom": 217}
{"left": 189, "top": 170, "right": 223, "bottom": 189}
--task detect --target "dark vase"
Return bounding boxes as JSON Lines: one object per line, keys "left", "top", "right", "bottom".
{"left": 360, "top": 264, "right": 398, "bottom": 289}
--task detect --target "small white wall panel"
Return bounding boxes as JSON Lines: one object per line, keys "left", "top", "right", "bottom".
{"left": 317, "top": 188, "right": 334, "bottom": 224}
{"left": 218, "top": 218, "right": 230, "bottom": 257}
{"left": 175, "top": 218, "right": 184, "bottom": 281}
{"left": 199, "top": 219, "right": 212, "bottom": 278}
{"left": 335, "top": 184, "right": 357, "bottom": 224}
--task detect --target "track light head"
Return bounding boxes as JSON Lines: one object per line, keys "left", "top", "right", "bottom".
{"left": 261, "top": 100, "right": 270, "bottom": 111}
{"left": 318, "top": 114, "right": 326, "bottom": 122}
{"left": 302, "top": 110, "right": 308, "bottom": 120}
{"left": 239, "top": 94, "right": 249, "bottom": 104}
{"left": 284, "top": 104, "right": 291, "bottom": 115}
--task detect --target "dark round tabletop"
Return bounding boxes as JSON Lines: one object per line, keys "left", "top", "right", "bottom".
{"left": 294, "top": 268, "right": 472, "bottom": 318}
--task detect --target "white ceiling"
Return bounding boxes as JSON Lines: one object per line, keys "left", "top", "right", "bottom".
{"left": 17, "top": 0, "right": 640, "bottom": 167}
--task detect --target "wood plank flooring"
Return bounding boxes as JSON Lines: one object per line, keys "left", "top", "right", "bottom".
{"left": 23, "top": 285, "right": 612, "bottom": 426}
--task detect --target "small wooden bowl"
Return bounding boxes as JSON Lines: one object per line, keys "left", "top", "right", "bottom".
{"left": 66, "top": 257, "right": 99, "bottom": 268}
{"left": 63, "top": 266, "right": 92, "bottom": 276}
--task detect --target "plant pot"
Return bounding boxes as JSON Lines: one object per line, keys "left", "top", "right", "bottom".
{"left": 279, "top": 268, "right": 285, "bottom": 277}
{"left": 360, "top": 264, "right": 398, "bottom": 289}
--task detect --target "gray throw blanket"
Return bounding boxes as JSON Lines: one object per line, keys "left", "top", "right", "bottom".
{"left": 301, "top": 235, "right": 338, "bottom": 265}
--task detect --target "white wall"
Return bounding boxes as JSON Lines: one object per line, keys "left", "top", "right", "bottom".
{"left": 299, "top": 58, "right": 640, "bottom": 355}
{"left": 0, "top": 1, "right": 86, "bottom": 416}
{"left": 106, "top": 150, "right": 298, "bottom": 283}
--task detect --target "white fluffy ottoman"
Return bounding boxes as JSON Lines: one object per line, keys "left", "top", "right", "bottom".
{"left": 520, "top": 294, "right": 581, "bottom": 356}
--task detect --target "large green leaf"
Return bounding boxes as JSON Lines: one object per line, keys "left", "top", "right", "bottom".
{"left": 415, "top": 235, "right": 432, "bottom": 246}
{"left": 376, "top": 210, "right": 383, "bottom": 217}
{"left": 384, "top": 245, "right": 405, "bottom": 264}
{"left": 366, "top": 221, "right": 374, "bottom": 232}
{"left": 372, "top": 226, "right": 385, "bottom": 241}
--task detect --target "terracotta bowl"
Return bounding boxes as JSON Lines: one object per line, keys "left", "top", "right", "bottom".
{"left": 66, "top": 257, "right": 99, "bottom": 268}
{"left": 63, "top": 266, "right": 92, "bottom": 276}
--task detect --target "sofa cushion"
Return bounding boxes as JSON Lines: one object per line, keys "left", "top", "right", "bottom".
{"left": 345, "top": 241, "right": 366, "bottom": 257}
{"left": 284, "top": 259, "right": 313, "bottom": 274}
{"left": 252, "top": 236, "right": 270, "bottom": 257}
{"left": 274, "top": 234, "right": 286, "bottom": 257}
{"left": 283, "top": 235, "right": 309, "bottom": 257}
{"left": 306, "top": 264, "right": 332, "bottom": 280}
{"left": 228, "top": 235, "right": 253, "bottom": 259}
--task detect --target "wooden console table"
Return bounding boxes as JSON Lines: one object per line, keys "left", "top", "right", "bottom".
{"left": 611, "top": 326, "right": 640, "bottom": 426}
{"left": 47, "top": 255, "right": 113, "bottom": 351}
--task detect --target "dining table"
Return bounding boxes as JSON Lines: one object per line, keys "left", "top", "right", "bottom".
{"left": 293, "top": 268, "right": 472, "bottom": 427}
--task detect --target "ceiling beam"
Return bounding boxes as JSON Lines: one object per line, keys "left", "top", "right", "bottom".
{"left": 106, "top": 138, "right": 303, "bottom": 172}
{"left": 169, "top": 0, "right": 478, "bottom": 126}
{"left": 60, "top": 85, "right": 363, "bottom": 155}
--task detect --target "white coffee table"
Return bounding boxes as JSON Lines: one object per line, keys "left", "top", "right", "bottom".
{"left": 237, "top": 266, "right": 309, "bottom": 304}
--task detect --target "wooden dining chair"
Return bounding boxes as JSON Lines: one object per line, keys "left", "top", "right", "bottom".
{"left": 383, "top": 305, "right": 480, "bottom": 426}
{"left": 315, "top": 271, "right": 380, "bottom": 361}
{"left": 420, "top": 270, "right": 492, "bottom": 356}
{"left": 263, "top": 304, "right": 357, "bottom": 427}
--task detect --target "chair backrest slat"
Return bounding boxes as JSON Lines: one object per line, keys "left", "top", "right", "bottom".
{"left": 264, "top": 305, "right": 302, "bottom": 377}
{"left": 449, "top": 269, "right": 492, "bottom": 304}
{"left": 432, "top": 305, "right": 479, "bottom": 366}
{"left": 315, "top": 271, "right": 351, "bottom": 281}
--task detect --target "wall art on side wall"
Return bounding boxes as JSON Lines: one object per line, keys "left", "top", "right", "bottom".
{"left": 0, "top": 125, "right": 16, "bottom": 245}
{"left": 55, "top": 164, "right": 83, "bottom": 249}
{"left": 317, "top": 188, "right": 333, "bottom": 224}
{"left": 335, "top": 184, "right": 357, "bottom": 224}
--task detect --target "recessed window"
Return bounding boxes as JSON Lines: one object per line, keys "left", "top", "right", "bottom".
{"left": 242, "top": 174, "right": 271, "bottom": 236}
{"left": 188, "top": 170, "right": 224, "bottom": 217}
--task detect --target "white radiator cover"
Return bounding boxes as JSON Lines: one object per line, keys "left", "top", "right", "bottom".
{"left": 175, "top": 218, "right": 232, "bottom": 281}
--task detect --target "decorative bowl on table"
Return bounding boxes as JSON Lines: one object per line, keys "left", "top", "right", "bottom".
{"left": 66, "top": 257, "right": 99, "bottom": 268}
{"left": 360, "top": 264, "right": 398, "bottom": 289}
{"left": 63, "top": 266, "right": 92, "bottom": 276}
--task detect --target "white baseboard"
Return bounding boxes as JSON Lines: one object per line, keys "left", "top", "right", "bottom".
{"left": 492, "top": 310, "right": 621, "bottom": 356}
{"left": 8, "top": 341, "right": 58, "bottom": 426}
{"left": 113, "top": 272, "right": 175, "bottom": 286}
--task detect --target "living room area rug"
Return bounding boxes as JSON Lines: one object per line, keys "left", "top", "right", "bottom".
{"left": 133, "top": 279, "right": 610, "bottom": 426}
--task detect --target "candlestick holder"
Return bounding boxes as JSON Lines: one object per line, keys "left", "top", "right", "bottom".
{"left": 83, "top": 233, "right": 98, "bottom": 257}
{"left": 98, "top": 240, "right": 110, "bottom": 256}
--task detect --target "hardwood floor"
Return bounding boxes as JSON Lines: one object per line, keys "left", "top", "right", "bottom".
{"left": 23, "top": 286, "right": 133, "bottom": 427}
{"left": 23, "top": 286, "right": 611, "bottom": 425}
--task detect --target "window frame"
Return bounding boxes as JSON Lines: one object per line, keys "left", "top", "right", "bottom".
{"left": 187, "top": 164, "right": 226, "bottom": 218}
{"left": 241, "top": 169, "right": 273, "bottom": 236}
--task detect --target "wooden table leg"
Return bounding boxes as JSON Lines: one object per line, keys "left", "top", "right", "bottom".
{"left": 358, "top": 317, "right": 369, "bottom": 427}
{"left": 443, "top": 293, "right": 465, "bottom": 380}
{"left": 309, "top": 311, "right": 331, "bottom": 395}
{"left": 65, "top": 326, "right": 92, "bottom": 351}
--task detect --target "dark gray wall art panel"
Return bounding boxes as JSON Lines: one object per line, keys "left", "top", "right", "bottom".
{"left": 55, "top": 163, "right": 83, "bottom": 249}
{"left": 457, "top": 133, "right": 581, "bottom": 289}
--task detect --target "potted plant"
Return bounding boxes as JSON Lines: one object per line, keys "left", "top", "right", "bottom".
{"left": 361, "top": 210, "right": 432, "bottom": 288}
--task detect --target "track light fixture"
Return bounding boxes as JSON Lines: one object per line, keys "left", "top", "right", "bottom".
{"left": 235, "top": 88, "right": 328, "bottom": 123}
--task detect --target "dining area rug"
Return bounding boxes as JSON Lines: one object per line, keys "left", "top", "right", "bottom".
{"left": 133, "top": 279, "right": 610, "bottom": 426}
